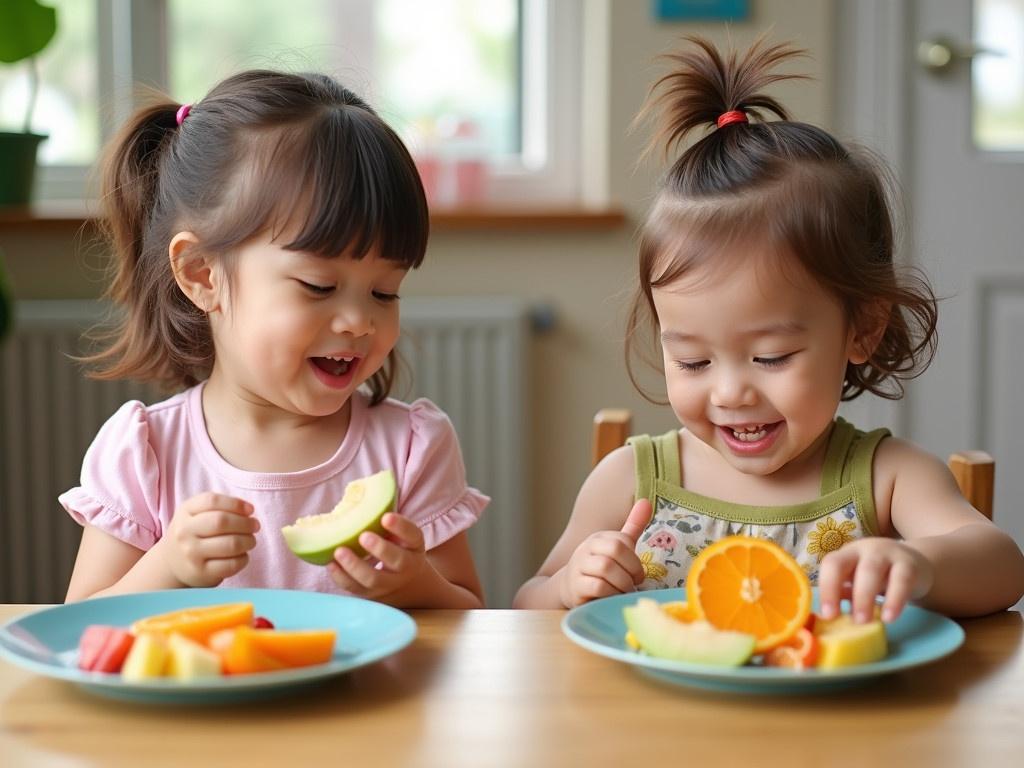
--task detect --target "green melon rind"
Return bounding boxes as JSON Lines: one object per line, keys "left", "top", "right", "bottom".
{"left": 281, "top": 470, "right": 397, "bottom": 566}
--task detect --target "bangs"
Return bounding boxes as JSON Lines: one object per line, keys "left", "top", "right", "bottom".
{"left": 205, "top": 106, "right": 429, "bottom": 266}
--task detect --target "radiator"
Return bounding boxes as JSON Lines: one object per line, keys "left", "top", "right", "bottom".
{"left": 0, "top": 298, "right": 532, "bottom": 607}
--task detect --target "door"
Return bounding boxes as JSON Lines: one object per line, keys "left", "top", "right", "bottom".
{"left": 908, "top": 0, "right": 1024, "bottom": 554}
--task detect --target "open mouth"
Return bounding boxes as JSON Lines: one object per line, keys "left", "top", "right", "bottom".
{"left": 718, "top": 421, "right": 783, "bottom": 454}
{"left": 729, "top": 424, "right": 770, "bottom": 442}
{"left": 311, "top": 355, "right": 355, "bottom": 377}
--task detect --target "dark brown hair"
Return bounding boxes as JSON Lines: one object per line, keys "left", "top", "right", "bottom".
{"left": 85, "top": 70, "right": 429, "bottom": 405}
{"left": 627, "top": 36, "right": 937, "bottom": 401}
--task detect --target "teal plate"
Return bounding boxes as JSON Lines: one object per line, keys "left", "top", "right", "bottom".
{"left": 562, "top": 589, "right": 965, "bottom": 694}
{"left": 0, "top": 588, "right": 416, "bottom": 704}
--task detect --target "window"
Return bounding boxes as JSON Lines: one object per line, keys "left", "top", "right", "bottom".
{"left": 973, "top": 0, "right": 1024, "bottom": 151}
{"left": 6, "top": 0, "right": 581, "bottom": 206}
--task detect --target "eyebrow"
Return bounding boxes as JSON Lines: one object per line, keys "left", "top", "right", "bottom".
{"left": 661, "top": 322, "right": 808, "bottom": 344}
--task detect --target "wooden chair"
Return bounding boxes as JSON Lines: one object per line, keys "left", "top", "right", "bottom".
{"left": 592, "top": 409, "right": 995, "bottom": 520}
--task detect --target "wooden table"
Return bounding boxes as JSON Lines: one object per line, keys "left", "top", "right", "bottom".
{"left": 1, "top": 606, "right": 1022, "bottom": 767}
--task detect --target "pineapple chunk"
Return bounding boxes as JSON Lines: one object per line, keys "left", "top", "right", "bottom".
{"left": 166, "top": 633, "right": 222, "bottom": 680}
{"left": 121, "top": 632, "right": 169, "bottom": 681}
{"left": 813, "top": 612, "right": 887, "bottom": 669}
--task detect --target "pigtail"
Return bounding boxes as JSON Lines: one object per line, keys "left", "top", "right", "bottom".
{"left": 82, "top": 95, "right": 201, "bottom": 388}
{"left": 636, "top": 34, "right": 805, "bottom": 162}
{"left": 99, "top": 98, "right": 178, "bottom": 308}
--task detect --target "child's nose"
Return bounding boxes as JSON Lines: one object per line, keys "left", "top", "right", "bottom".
{"left": 330, "top": 299, "right": 375, "bottom": 337}
{"left": 709, "top": 370, "right": 756, "bottom": 408}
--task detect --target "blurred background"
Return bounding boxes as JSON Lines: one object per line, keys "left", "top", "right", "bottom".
{"left": 1, "top": 0, "right": 1022, "bottom": 607}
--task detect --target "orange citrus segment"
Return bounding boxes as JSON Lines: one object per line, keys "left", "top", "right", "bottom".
{"left": 130, "top": 603, "right": 254, "bottom": 644}
{"left": 686, "top": 536, "right": 811, "bottom": 653}
{"left": 662, "top": 601, "right": 697, "bottom": 622}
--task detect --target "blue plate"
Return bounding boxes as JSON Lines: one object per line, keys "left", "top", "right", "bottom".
{"left": 0, "top": 588, "right": 416, "bottom": 704}
{"left": 562, "top": 589, "right": 965, "bottom": 694}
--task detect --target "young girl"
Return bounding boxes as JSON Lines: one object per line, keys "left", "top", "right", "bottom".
{"left": 61, "top": 70, "right": 487, "bottom": 609}
{"left": 515, "top": 38, "right": 1024, "bottom": 621}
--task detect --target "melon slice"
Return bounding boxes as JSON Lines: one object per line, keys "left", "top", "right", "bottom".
{"left": 281, "top": 469, "right": 396, "bottom": 565}
{"left": 623, "top": 598, "right": 756, "bottom": 667}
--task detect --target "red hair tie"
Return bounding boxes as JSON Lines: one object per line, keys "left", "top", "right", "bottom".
{"left": 175, "top": 104, "right": 192, "bottom": 126}
{"left": 716, "top": 110, "right": 748, "bottom": 128}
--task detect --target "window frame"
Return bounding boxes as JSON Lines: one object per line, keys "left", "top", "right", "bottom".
{"left": 33, "top": 0, "right": 582, "bottom": 206}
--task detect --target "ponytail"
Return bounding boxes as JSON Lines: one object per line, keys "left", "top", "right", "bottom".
{"left": 99, "top": 98, "right": 178, "bottom": 309}
{"left": 635, "top": 35, "right": 803, "bottom": 163}
{"left": 84, "top": 95, "right": 213, "bottom": 388}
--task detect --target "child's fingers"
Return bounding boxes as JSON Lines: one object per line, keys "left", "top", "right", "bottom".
{"left": 333, "top": 547, "right": 381, "bottom": 589}
{"left": 581, "top": 555, "right": 637, "bottom": 594}
{"left": 181, "top": 493, "right": 254, "bottom": 518}
{"left": 850, "top": 557, "right": 888, "bottom": 623}
{"left": 573, "top": 574, "right": 620, "bottom": 603}
{"left": 619, "top": 499, "right": 652, "bottom": 543}
{"left": 582, "top": 537, "right": 645, "bottom": 586}
{"left": 196, "top": 533, "right": 257, "bottom": 559}
{"left": 193, "top": 510, "right": 261, "bottom": 537}
{"left": 817, "top": 547, "right": 858, "bottom": 619}
{"left": 379, "top": 513, "right": 425, "bottom": 551}
{"left": 359, "top": 531, "right": 409, "bottom": 572}
{"left": 880, "top": 561, "right": 916, "bottom": 622}
{"left": 327, "top": 561, "right": 363, "bottom": 593}
{"left": 203, "top": 555, "right": 250, "bottom": 582}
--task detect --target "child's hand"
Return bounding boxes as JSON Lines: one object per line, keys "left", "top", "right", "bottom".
{"left": 817, "top": 537, "right": 935, "bottom": 623}
{"left": 559, "top": 499, "right": 651, "bottom": 608}
{"left": 162, "top": 493, "right": 260, "bottom": 587}
{"left": 327, "top": 513, "right": 429, "bottom": 602}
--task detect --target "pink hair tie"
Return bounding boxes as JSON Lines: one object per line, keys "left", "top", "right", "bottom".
{"left": 716, "top": 109, "right": 748, "bottom": 128}
{"left": 175, "top": 103, "right": 192, "bottom": 126}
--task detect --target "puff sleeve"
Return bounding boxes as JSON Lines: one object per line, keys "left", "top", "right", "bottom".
{"left": 400, "top": 399, "right": 489, "bottom": 550}
{"left": 58, "top": 401, "right": 162, "bottom": 551}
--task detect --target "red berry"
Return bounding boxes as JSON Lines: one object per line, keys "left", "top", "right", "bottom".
{"left": 252, "top": 616, "right": 274, "bottom": 629}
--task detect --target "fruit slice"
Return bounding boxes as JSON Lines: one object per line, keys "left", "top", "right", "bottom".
{"left": 209, "top": 628, "right": 285, "bottom": 675}
{"left": 623, "top": 598, "right": 756, "bottom": 666}
{"left": 209, "top": 626, "right": 335, "bottom": 674}
{"left": 121, "top": 632, "right": 169, "bottom": 681}
{"left": 686, "top": 535, "right": 812, "bottom": 653}
{"left": 813, "top": 612, "right": 887, "bottom": 669}
{"left": 130, "top": 602, "right": 254, "bottom": 644}
{"left": 78, "top": 625, "right": 135, "bottom": 673}
{"left": 166, "top": 634, "right": 223, "bottom": 680}
{"left": 625, "top": 601, "right": 695, "bottom": 649}
{"left": 281, "top": 469, "right": 396, "bottom": 565}
{"left": 764, "top": 627, "right": 820, "bottom": 669}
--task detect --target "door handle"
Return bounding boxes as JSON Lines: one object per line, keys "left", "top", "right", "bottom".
{"left": 917, "top": 36, "right": 1004, "bottom": 74}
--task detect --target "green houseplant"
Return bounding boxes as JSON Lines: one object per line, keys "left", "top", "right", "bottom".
{"left": 0, "top": 0, "right": 57, "bottom": 206}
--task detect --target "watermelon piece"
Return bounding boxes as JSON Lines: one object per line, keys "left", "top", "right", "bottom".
{"left": 77, "top": 625, "right": 135, "bottom": 673}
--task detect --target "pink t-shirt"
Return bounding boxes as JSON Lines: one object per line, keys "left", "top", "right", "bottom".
{"left": 59, "top": 383, "right": 488, "bottom": 593}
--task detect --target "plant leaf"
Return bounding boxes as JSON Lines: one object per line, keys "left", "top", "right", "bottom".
{"left": 0, "top": 0, "right": 58, "bottom": 64}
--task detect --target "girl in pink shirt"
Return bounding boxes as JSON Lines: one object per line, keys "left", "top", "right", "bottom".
{"left": 61, "top": 70, "right": 487, "bottom": 608}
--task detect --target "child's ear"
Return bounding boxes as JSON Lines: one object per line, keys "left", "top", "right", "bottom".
{"left": 169, "top": 231, "right": 221, "bottom": 313}
{"left": 848, "top": 301, "right": 891, "bottom": 364}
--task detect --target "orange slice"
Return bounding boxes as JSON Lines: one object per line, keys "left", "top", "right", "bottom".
{"left": 686, "top": 536, "right": 811, "bottom": 653}
{"left": 130, "top": 603, "right": 254, "bottom": 644}
{"left": 662, "top": 601, "right": 697, "bottom": 622}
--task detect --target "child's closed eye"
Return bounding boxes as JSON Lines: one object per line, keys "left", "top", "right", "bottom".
{"left": 297, "top": 279, "right": 335, "bottom": 296}
{"left": 674, "top": 360, "right": 709, "bottom": 372}
{"left": 754, "top": 352, "right": 797, "bottom": 368}
{"left": 372, "top": 291, "right": 400, "bottom": 303}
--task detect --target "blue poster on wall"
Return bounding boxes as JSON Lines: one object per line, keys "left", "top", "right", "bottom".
{"left": 655, "top": 0, "right": 749, "bottom": 22}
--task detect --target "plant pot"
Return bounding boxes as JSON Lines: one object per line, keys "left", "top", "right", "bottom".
{"left": 0, "top": 131, "right": 47, "bottom": 206}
